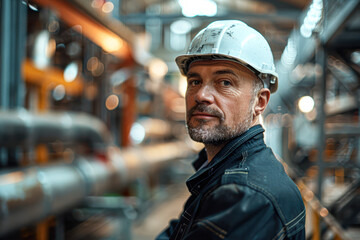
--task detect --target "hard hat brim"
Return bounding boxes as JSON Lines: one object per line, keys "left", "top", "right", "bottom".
{"left": 175, "top": 54, "right": 278, "bottom": 93}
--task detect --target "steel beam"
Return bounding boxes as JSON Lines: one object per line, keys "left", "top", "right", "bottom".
{"left": 117, "top": 11, "right": 300, "bottom": 25}
{"left": 321, "top": 0, "right": 360, "bottom": 45}
{"left": 0, "top": 0, "right": 27, "bottom": 109}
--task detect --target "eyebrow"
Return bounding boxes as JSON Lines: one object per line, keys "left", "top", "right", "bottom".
{"left": 187, "top": 69, "right": 237, "bottom": 79}
{"left": 214, "top": 69, "right": 237, "bottom": 77}
{"left": 186, "top": 72, "right": 200, "bottom": 78}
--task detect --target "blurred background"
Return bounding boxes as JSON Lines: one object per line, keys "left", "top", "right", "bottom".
{"left": 0, "top": 0, "right": 359, "bottom": 239}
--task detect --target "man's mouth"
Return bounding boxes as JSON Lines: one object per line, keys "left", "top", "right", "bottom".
{"left": 191, "top": 112, "right": 218, "bottom": 120}
{"left": 188, "top": 104, "right": 224, "bottom": 121}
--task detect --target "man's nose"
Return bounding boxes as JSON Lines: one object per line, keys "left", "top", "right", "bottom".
{"left": 194, "top": 85, "right": 214, "bottom": 104}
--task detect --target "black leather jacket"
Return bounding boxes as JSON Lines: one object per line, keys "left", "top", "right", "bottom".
{"left": 156, "top": 125, "right": 305, "bottom": 240}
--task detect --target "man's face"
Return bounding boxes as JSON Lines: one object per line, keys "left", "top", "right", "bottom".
{"left": 185, "top": 60, "right": 258, "bottom": 144}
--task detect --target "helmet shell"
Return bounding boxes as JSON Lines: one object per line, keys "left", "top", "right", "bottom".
{"left": 176, "top": 20, "right": 278, "bottom": 93}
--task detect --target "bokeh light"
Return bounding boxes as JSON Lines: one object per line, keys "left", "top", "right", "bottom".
{"left": 105, "top": 94, "right": 119, "bottom": 110}
{"left": 298, "top": 96, "right": 315, "bottom": 113}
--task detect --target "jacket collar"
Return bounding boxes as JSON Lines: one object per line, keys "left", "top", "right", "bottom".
{"left": 186, "top": 124, "right": 265, "bottom": 194}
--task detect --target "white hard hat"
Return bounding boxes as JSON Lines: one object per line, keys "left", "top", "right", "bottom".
{"left": 176, "top": 20, "right": 278, "bottom": 93}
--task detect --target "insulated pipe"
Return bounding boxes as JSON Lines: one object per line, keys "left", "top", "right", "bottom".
{"left": 0, "top": 110, "right": 111, "bottom": 150}
{"left": 0, "top": 141, "right": 196, "bottom": 236}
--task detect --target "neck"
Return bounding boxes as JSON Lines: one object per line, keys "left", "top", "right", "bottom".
{"left": 251, "top": 116, "right": 260, "bottom": 127}
{"left": 204, "top": 121, "right": 261, "bottom": 162}
{"left": 204, "top": 142, "right": 227, "bottom": 162}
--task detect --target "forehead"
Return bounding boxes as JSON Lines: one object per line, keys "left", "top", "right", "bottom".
{"left": 187, "top": 60, "right": 256, "bottom": 77}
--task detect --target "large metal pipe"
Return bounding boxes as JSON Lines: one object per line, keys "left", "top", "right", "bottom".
{"left": 0, "top": 110, "right": 111, "bottom": 150}
{"left": 0, "top": 110, "right": 198, "bottom": 235}
{"left": 0, "top": 141, "right": 196, "bottom": 236}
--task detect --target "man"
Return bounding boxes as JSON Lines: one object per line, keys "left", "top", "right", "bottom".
{"left": 156, "top": 20, "right": 305, "bottom": 240}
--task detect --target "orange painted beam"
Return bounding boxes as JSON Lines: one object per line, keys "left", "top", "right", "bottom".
{"left": 23, "top": 59, "right": 84, "bottom": 96}
{"left": 32, "top": 0, "right": 132, "bottom": 60}
{"left": 121, "top": 77, "right": 136, "bottom": 147}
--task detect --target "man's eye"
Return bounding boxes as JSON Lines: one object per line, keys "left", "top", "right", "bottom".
{"left": 221, "top": 80, "right": 231, "bottom": 86}
{"left": 189, "top": 80, "right": 200, "bottom": 86}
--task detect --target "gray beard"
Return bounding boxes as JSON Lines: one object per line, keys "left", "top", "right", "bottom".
{"left": 186, "top": 104, "right": 254, "bottom": 145}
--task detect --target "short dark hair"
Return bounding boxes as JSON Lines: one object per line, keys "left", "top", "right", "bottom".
{"left": 253, "top": 77, "right": 264, "bottom": 95}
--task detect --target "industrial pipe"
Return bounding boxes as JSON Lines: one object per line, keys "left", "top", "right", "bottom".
{"left": 0, "top": 110, "right": 111, "bottom": 150}
{"left": 0, "top": 140, "right": 196, "bottom": 236}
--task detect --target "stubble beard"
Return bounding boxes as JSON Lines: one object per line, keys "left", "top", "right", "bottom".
{"left": 186, "top": 103, "right": 254, "bottom": 145}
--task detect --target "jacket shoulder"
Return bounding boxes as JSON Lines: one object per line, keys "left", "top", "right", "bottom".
{"left": 221, "top": 147, "right": 305, "bottom": 238}
{"left": 198, "top": 183, "right": 284, "bottom": 239}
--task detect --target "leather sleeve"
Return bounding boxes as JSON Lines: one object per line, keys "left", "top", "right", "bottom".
{"left": 184, "top": 184, "right": 284, "bottom": 240}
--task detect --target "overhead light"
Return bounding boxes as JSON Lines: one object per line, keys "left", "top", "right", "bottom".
{"left": 178, "top": 0, "right": 217, "bottom": 17}
{"left": 281, "top": 0, "right": 324, "bottom": 68}
{"left": 33, "top": 31, "right": 54, "bottom": 69}
{"left": 102, "top": 2, "right": 114, "bottom": 13}
{"left": 53, "top": 85, "right": 66, "bottom": 101}
{"left": 300, "top": 24, "right": 312, "bottom": 38}
{"left": 64, "top": 62, "right": 78, "bottom": 83}
{"left": 320, "top": 207, "right": 329, "bottom": 218}
{"left": 280, "top": 38, "right": 297, "bottom": 68}
{"left": 28, "top": 3, "right": 39, "bottom": 11}
{"left": 105, "top": 94, "right": 119, "bottom": 110}
{"left": 87, "top": 57, "right": 104, "bottom": 77}
{"left": 170, "top": 20, "right": 192, "bottom": 35}
{"left": 87, "top": 57, "right": 99, "bottom": 72}
{"left": 298, "top": 96, "right": 315, "bottom": 113}
{"left": 130, "top": 122, "right": 146, "bottom": 144}
{"left": 102, "top": 36, "right": 123, "bottom": 53}
{"left": 300, "top": 0, "right": 323, "bottom": 38}
{"left": 169, "top": 20, "right": 191, "bottom": 51}
{"left": 66, "top": 42, "right": 82, "bottom": 57}
{"left": 351, "top": 51, "right": 360, "bottom": 65}
{"left": 148, "top": 58, "right": 168, "bottom": 80}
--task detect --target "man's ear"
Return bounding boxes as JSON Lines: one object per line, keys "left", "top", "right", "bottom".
{"left": 253, "top": 88, "right": 270, "bottom": 117}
